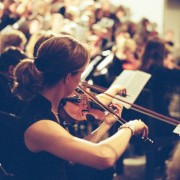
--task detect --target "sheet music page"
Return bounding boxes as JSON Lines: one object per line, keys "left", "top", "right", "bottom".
{"left": 173, "top": 124, "right": 180, "bottom": 135}
{"left": 111, "top": 70, "right": 151, "bottom": 109}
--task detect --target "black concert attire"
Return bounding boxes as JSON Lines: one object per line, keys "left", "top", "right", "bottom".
{"left": 0, "top": 10, "right": 19, "bottom": 30}
{"left": 105, "top": 55, "right": 124, "bottom": 86}
{"left": 140, "top": 64, "right": 180, "bottom": 136}
{"left": 136, "top": 64, "right": 180, "bottom": 179}
{"left": 68, "top": 164, "right": 114, "bottom": 180}
{"left": 122, "top": 64, "right": 180, "bottom": 137}
{"left": 16, "top": 94, "right": 116, "bottom": 180}
{"left": 93, "top": 55, "right": 124, "bottom": 88}
{"left": 0, "top": 73, "right": 24, "bottom": 116}
{"left": 16, "top": 95, "right": 69, "bottom": 180}
{"left": 105, "top": 55, "right": 139, "bottom": 87}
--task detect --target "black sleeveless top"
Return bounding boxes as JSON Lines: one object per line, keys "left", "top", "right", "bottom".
{"left": 16, "top": 95, "right": 115, "bottom": 180}
{"left": 16, "top": 95, "right": 69, "bottom": 180}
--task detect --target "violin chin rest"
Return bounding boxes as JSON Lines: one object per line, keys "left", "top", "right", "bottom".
{"left": 86, "top": 114, "right": 96, "bottom": 122}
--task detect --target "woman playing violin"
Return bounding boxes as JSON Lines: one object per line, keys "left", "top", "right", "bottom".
{"left": 14, "top": 35, "right": 148, "bottom": 180}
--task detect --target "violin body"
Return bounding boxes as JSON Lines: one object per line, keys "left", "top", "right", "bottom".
{"left": 59, "top": 90, "right": 105, "bottom": 125}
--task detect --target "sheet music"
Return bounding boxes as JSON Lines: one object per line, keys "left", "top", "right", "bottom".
{"left": 111, "top": 70, "right": 151, "bottom": 109}
{"left": 173, "top": 124, "right": 180, "bottom": 135}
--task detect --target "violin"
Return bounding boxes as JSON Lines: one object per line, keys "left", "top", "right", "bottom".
{"left": 59, "top": 83, "right": 154, "bottom": 143}
{"left": 77, "top": 84, "right": 153, "bottom": 143}
{"left": 59, "top": 88, "right": 105, "bottom": 125}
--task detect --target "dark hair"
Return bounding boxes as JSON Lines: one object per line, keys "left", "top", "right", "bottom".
{"left": 0, "top": 46, "right": 27, "bottom": 72}
{"left": 14, "top": 35, "right": 89, "bottom": 97}
{"left": 33, "top": 33, "right": 55, "bottom": 58}
{"left": 13, "top": 59, "right": 42, "bottom": 100}
{"left": 140, "top": 38, "right": 166, "bottom": 71}
{"left": 0, "top": 30, "right": 27, "bottom": 53}
{"left": 34, "top": 35, "right": 90, "bottom": 87}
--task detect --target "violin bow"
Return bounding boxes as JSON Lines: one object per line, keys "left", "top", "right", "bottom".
{"left": 81, "top": 82, "right": 179, "bottom": 126}
{"left": 78, "top": 84, "right": 154, "bottom": 143}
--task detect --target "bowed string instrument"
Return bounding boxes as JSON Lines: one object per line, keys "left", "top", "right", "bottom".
{"left": 60, "top": 81, "right": 179, "bottom": 143}
{"left": 75, "top": 83, "right": 154, "bottom": 143}
{"left": 59, "top": 88, "right": 106, "bottom": 125}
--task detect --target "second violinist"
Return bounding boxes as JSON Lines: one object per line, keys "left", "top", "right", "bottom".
{"left": 13, "top": 35, "right": 148, "bottom": 180}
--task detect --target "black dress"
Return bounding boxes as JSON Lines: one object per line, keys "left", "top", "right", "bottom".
{"left": 0, "top": 73, "right": 24, "bottom": 116}
{"left": 16, "top": 95, "right": 69, "bottom": 180}
{"left": 92, "top": 55, "right": 124, "bottom": 88}
{"left": 143, "top": 64, "right": 180, "bottom": 137}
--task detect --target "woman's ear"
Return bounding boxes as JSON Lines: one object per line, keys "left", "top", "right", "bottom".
{"left": 64, "top": 73, "right": 71, "bottom": 83}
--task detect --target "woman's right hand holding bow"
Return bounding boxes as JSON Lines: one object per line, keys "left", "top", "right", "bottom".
{"left": 119, "top": 119, "right": 149, "bottom": 138}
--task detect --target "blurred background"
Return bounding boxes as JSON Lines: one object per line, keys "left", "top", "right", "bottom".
{"left": 0, "top": 0, "right": 180, "bottom": 180}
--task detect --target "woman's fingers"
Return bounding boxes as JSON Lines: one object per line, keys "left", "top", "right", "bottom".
{"left": 109, "top": 103, "right": 123, "bottom": 115}
{"left": 117, "top": 86, "right": 127, "bottom": 97}
{"left": 142, "top": 124, "right": 149, "bottom": 138}
{"left": 138, "top": 121, "right": 148, "bottom": 138}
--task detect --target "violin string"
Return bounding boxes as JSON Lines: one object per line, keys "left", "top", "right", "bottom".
{"left": 77, "top": 85, "right": 126, "bottom": 125}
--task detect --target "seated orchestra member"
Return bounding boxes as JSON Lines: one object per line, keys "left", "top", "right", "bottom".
{"left": 13, "top": 35, "right": 149, "bottom": 180}
{"left": 14, "top": 59, "right": 127, "bottom": 180}
{"left": 0, "top": 46, "right": 27, "bottom": 116}
{"left": 91, "top": 36, "right": 139, "bottom": 88}
{"left": 0, "top": 29, "right": 27, "bottom": 53}
{"left": 137, "top": 38, "right": 180, "bottom": 178}
{"left": 139, "top": 38, "right": 180, "bottom": 133}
